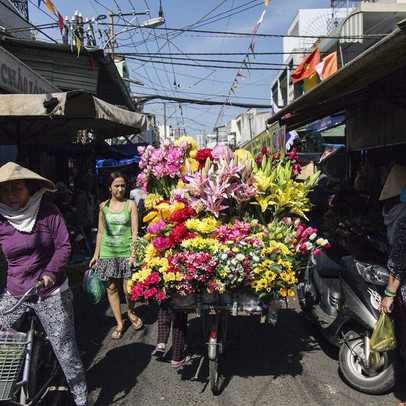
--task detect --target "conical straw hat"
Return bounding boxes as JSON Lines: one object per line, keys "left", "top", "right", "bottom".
{"left": 0, "top": 162, "right": 55, "bottom": 190}
{"left": 379, "top": 164, "right": 406, "bottom": 201}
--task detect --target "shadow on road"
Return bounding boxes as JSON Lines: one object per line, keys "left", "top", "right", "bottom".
{"left": 87, "top": 341, "right": 154, "bottom": 405}
{"left": 178, "top": 307, "right": 320, "bottom": 394}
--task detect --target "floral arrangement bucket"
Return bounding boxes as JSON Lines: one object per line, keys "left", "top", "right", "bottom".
{"left": 171, "top": 293, "right": 196, "bottom": 308}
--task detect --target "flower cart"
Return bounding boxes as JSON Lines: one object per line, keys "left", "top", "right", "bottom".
{"left": 128, "top": 138, "right": 328, "bottom": 393}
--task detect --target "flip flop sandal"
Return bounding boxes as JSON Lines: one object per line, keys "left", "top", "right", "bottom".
{"left": 111, "top": 328, "right": 124, "bottom": 340}
{"left": 171, "top": 356, "right": 192, "bottom": 369}
{"left": 131, "top": 317, "right": 143, "bottom": 330}
{"left": 152, "top": 343, "right": 166, "bottom": 356}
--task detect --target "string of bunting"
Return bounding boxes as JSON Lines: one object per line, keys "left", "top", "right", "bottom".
{"left": 38, "top": 0, "right": 82, "bottom": 57}
{"left": 213, "top": 2, "right": 269, "bottom": 131}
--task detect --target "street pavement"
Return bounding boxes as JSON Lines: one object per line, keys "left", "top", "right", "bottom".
{"left": 65, "top": 290, "right": 405, "bottom": 406}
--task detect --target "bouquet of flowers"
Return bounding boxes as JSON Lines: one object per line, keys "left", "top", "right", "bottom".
{"left": 137, "top": 137, "right": 199, "bottom": 199}
{"left": 128, "top": 138, "right": 328, "bottom": 306}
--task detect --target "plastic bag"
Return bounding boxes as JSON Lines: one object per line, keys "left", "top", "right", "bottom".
{"left": 82, "top": 268, "right": 106, "bottom": 305}
{"left": 370, "top": 313, "right": 397, "bottom": 352}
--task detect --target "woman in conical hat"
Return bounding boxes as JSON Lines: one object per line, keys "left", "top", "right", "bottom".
{"left": 0, "top": 162, "right": 87, "bottom": 406}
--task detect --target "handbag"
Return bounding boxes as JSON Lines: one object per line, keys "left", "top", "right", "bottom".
{"left": 370, "top": 312, "right": 397, "bottom": 352}
{"left": 82, "top": 268, "right": 106, "bottom": 305}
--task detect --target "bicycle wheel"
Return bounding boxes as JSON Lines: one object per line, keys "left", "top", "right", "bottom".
{"left": 27, "top": 336, "right": 64, "bottom": 406}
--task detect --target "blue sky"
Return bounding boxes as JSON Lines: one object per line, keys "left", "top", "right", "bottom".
{"left": 28, "top": 0, "right": 328, "bottom": 136}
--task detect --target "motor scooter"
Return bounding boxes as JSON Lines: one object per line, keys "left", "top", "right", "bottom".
{"left": 298, "top": 228, "right": 397, "bottom": 394}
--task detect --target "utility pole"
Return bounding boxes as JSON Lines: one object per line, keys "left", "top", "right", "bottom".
{"left": 163, "top": 102, "right": 167, "bottom": 140}
{"left": 108, "top": 10, "right": 114, "bottom": 55}
{"left": 107, "top": 10, "right": 150, "bottom": 55}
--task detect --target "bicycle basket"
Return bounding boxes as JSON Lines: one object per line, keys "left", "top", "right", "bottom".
{"left": 0, "top": 330, "right": 28, "bottom": 400}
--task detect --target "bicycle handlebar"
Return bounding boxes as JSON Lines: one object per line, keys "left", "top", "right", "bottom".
{"left": 1, "top": 281, "right": 45, "bottom": 316}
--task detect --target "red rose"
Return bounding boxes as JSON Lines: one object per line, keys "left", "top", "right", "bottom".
{"left": 169, "top": 223, "right": 190, "bottom": 243}
{"left": 195, "top": 148, "right": 213, "bottom": 169}
{"left": 169, "top": 207, "right": 196, "bottom": 224}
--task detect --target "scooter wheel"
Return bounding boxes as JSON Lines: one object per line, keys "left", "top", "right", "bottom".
{"left": 339, "top": 330, "right": 396, "bottom": 395}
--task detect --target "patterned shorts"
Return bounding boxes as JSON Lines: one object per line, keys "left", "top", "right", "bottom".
{"left": 97, "top": 257, "right": 132, "bottom": 281}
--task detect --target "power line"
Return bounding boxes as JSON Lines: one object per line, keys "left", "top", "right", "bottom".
{"left": 126, "top": 56, "right": 290, "bottom": 70}
{"left": 123, "top": 50, "right": 360, "bottom": 56}
{"left": 127, "top": 54, "right": 294, "bottom": 66}
{"left": 99, "top": 22, "right": 386, "bottom": 40}
{"left": 138, "top": 94, "right": 272, "bottom": 108}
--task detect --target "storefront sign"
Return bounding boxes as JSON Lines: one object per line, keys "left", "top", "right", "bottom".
{"left": 244, "top": 122, "right": 285, "bottom": 157}
{"left": 0, "top": 45, "right": 59, "bottom": 94}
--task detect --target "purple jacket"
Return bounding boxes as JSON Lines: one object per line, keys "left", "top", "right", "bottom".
{"left": 0, "top": 202, "right": 71, "bottom": 298}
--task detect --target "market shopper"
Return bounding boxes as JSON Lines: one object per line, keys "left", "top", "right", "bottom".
{"left": 89, "top": 171, "right": 142, "bottom": 339}
{"left": 73, "top": 180, "right": 94, "bottom": 256}
{"left": 129, "top": 180, "right": 147, "bottom": 236}
{"left": 152, "top": 306, "right": 190, "bottom": 368}
{"left": 0, "top": 162, "right": 87, "bottom": 406}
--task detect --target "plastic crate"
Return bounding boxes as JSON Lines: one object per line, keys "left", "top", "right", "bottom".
{"left": 0, "top": 330, "right": 28, "bottom": 400}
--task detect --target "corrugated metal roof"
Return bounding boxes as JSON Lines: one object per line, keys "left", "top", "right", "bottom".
{"left": 0, "top": 36, "right": 135, "bottom": 111}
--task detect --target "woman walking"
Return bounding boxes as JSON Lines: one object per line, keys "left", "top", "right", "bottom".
{"left": 0, "top": 162, "right": 87, "bottom": 406}
{"left": 90, "top": 172, "right": 142, "bottom": 339}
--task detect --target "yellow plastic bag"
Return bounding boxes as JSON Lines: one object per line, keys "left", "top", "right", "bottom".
{"left": 369, "top": 313, "right": 397, "bottom": 352}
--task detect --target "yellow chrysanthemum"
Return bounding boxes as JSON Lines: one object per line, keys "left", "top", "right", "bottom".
{"left": 177, "top": 179, "right": 185, "bottom": 188}
{"left": 145, "top": 243, "right": 158, "bottom": 261}
{"left": 180, "top": 237, "right": 221, "bottom": 252}
{"left": 144, "top": 193, "right": 163, "bottom": 210}
{"left": 174, "top": 136, "right": 198, "bottom": 151}
{"left": 287, "top": 289, "right": 295, "bottom": 297}
{"left": 185, "top": 217, "right": 220, "bottom": 235}
{"left": 189, "top": 150, "right": 197, "bottom": 158}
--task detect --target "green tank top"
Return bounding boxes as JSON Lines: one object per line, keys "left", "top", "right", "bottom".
{"left": 100, "top": 199, "right": 132, "bottom": 258}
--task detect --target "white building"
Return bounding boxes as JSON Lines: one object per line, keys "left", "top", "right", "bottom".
{"left": 157, "top": 124, "right": 171, "bottom": 145}
{"left": 271, "top": 1, "right": 406, "bottom": 109}
{"left": 224, "top": 109, "right": 271, "bottom": 148}
{"left": 271, "top": 7, "right": 351, "bottom": 108}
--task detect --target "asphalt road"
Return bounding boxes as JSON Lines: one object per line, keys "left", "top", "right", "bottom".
{"left": 65, "top": 290, "right": 405, "bottom": 406}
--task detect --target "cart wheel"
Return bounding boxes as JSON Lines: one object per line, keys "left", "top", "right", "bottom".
{"left": 209, "top": 356, "right": 220, "bottom": 394}
{"left": 208, "top": 315, "right": 221, "bottom": 394}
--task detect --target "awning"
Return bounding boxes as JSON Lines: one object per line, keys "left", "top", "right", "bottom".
{"left": 267, "top": 21, "right": 406, "bottom": 131}
{"left": 0, "top": 90, "right": 149, "bottom": 144}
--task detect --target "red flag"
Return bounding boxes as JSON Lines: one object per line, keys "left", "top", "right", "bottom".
{"left": 291, "top": 48, "right": 321, "bottom": 84}
{"left": 57, "top": 11, "right": 64, "bottom": 34}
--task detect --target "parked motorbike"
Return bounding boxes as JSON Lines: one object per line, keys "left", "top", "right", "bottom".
{"left": 298, "top": 228, "right": 397, "bottom": 394}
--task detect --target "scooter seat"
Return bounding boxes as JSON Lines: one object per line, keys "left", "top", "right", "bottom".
{"left": 315, "top": 252, "right": 340, "bottom": 277}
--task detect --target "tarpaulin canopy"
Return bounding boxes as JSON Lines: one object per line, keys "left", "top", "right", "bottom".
{"left": 0, "top": 90, "right": 149, "bottom": 144}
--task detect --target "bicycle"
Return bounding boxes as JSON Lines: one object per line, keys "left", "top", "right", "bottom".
{"left": 173, "top": 293, "right": 266, "bottom": 394}
{"left": 0, "top": 281, "right": 68, "bottom": 405}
